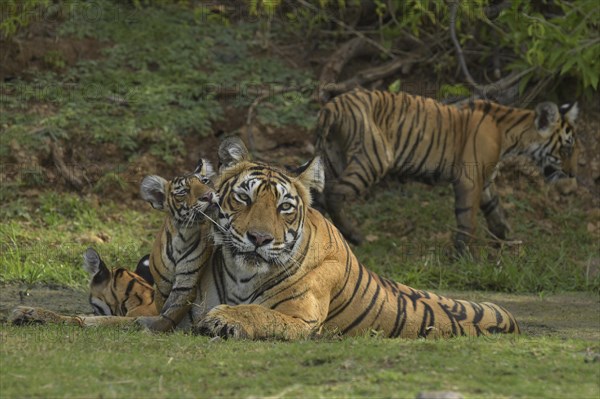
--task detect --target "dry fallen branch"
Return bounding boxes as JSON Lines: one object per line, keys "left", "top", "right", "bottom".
{"left": 321, "top": 56, "right": 418, "bottom": 99}
{"left": 244, "top": 87, "right": 300, "bottom": 155}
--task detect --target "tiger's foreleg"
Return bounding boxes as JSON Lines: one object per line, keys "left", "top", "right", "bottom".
{"left": 137, "top": 256, "right": 204, "bottom": 332}
{"left": 480, "top": 181, "right": 511, "bottom": 241}
{"left": 452, "top": 176, "right": 482, "bottom": 256}
{"left": 195, "top": 304, "right": 319, "bottom": 340}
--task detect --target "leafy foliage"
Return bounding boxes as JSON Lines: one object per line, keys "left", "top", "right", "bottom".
{"left": 498, "top": 0, "right": 600, "bottom": 93}
{"left": 0, "top": 0, "right": 51, "bottom": 38}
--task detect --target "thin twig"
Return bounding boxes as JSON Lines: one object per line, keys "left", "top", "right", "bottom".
{"left": 448, "top": 0, "right": 478, "bottom": 88}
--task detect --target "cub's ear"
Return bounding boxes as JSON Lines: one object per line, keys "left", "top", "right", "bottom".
{"left": 193, "top": 158, "right": 215, "bottom": 179}
{"left": 218, "top": 137, "right": 249, "bottom": 170}
{"left": 140, "top": 175, "right": 168, "bottom": 210}
{"left": 134, "top": 254, "right": 154, "bottom": 285}
{"left": 83, "top": 248, "right": 110, "bottom": 284}
{"left": 559, "top": 102, "right": 579, "bottom": 125}
{"left": 535, "top": 102, "right": 560, "bottom": 138}
{"left": 296, "top": 156, "right": 325, "bottom": 194}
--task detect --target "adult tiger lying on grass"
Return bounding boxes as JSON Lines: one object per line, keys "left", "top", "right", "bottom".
{"left": 315, "top": 89, "right": 579, "bottom": 251}
{"left": 12, "top": 160, "right": 218, "bottom": 331}
{"left": 195, "top": 137, "right": 520, "bottom": 339}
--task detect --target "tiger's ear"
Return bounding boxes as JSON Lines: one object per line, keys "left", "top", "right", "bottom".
{"left": 296, "top": 157, "right": 325, "bottom": 194}
{"left": 560, "top": 102, "right": 579, "bottom": 125}
{"left": 140, "top": 175, "right": 168, "bottom": 210}
{"left": 535, "top": 102, "right": 560, "bottom": 139}
{"left": 194, "top": 158, "right": 215, "bottom": 179}
{"left": 218, "top": 137, "right": 249, "bottom": 170}
{"left": 83, "top": 248, "right": 110, "bottom": 284}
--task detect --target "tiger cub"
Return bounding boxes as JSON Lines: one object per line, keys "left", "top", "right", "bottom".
{"left": 315, "top": 89, "right": 579, "bottom": 251}
{"left": 135, "top": 158, "right": 218, "bottom": 331}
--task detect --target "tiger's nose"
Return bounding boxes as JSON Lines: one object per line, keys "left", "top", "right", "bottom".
{"left": 247, "top": 231, "right": 274, "bottom": 247}
{"left": 200, "top": 192, "right": 213, "bottom": 202}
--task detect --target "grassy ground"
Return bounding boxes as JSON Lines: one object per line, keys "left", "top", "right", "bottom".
{"left": 1, "top": 325, "right": 598, "bottom": 399}
{"left": 1, "top": 182, "right": 597, "bottom": 293}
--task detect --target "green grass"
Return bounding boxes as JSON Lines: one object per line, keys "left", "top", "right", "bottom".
{"left": 0, "top": 324, "right": 598, "bottom": 398}
{"left": 351, "top": 182, "right": 599, "bottom": 294}
{"left": 0, "top": 192, "right": 162, "bottom": 287}
{"left": 1, "top": 181, "right": 597, "bottom": 293}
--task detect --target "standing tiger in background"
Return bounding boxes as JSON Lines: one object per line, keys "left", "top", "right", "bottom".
{"left": 315, "top": 89, "right": 579, "bottom": 251}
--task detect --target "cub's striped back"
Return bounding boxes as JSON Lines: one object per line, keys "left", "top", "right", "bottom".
{"left": 83, "top": 248, "right": 156, "bottom": 317}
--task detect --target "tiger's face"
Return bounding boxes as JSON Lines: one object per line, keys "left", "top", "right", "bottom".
{"left": 214, "top": 138, "right": 324, "bottom": 273}
{"left": 140, "top": 159, "right": 219, "bottom": 227}
{"left": 533, "top": 102, "right": 579, "bottom": 182}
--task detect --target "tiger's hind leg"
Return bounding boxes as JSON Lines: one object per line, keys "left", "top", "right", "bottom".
{"left": 480, "top": 182, "right": 511, "bottom": 241}
{"left": 324, "top": 155, "right": 383, "bottom": 245}
{"left": 10, "top": 306, "right": 138, "bottom": 328}
{"left": 11, "top": 306, "right": 84, "bottom": 326}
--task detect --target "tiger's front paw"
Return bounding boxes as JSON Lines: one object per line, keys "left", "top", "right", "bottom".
{"left": 135, "top": 315, "right": 175, "bottom": 332}
{"left": 194, "top": 305, "right": 249, "bottom": 339}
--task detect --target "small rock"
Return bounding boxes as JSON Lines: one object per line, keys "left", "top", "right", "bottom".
{"left": 365, "top": 234, "right": 379, "bottom": 242}
{"left": 416, "top": 391, "right": 464, "bottom": 399}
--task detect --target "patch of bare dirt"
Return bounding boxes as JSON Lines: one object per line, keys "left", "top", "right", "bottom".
{"left": 1, "top": 15, "right": 108, "bottom": 81}
{"left": 442, "top": 291, "right": 600, "bottom": 341}
{"left": 0, "top": 284, "right": 88, "bottom": 323}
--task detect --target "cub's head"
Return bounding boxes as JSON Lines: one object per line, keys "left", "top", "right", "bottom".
{"left": 214, "top": 137, "right": 324, "bottom": 273}
{"left": 83, "top": 248, "right": 154, "bottom": 316}
{"left": 533, "top": 102, "right": 579, "bottom": 181}
{"left": 140, "top": 159, "right": 218, "bottom": 227}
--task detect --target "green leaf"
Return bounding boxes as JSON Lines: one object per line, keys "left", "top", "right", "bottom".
{"left": 388, "top": 79, "right": 402, "bottom": 93}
